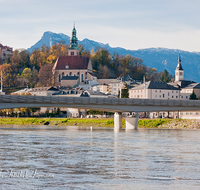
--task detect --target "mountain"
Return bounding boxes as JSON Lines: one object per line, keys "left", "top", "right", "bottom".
{"left": 27, "top": 31, "right": 200, "bottom": 82}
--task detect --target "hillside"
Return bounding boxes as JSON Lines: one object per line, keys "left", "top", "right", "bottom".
{"left": 27, "top": 31, "right": 200, "bottom": 82}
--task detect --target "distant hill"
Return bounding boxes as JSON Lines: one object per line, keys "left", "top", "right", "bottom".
{"left": 27, "top": 31, "right": 200, "bottom": 82}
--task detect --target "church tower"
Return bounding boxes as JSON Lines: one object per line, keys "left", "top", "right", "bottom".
{"left": 68, "top": 24, "right": 79, "bottom": 56}
{"left": 175, "top": 52, "right": 184, "bottom": 82}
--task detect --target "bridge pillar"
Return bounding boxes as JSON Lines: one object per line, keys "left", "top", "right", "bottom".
{"left": 114, "top": 112, "right": 122, "bottom": 131}
{"left": 126, "top": 113, "right": 139, "bottom": 130}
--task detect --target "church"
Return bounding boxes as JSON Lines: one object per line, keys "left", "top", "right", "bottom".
{"left": 52, "top": 25, "right": 98, "bottom": 88}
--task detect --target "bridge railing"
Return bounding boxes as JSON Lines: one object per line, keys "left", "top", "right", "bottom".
{"left": 1, "top": 95, "right": 200, "bottom": 108}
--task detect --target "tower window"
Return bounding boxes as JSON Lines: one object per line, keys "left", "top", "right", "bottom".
{"left": 81, "top": 74, "right": 84, "bottom": 82}
{"left": 71, "top": 52, "right": 74, "bottom": 55}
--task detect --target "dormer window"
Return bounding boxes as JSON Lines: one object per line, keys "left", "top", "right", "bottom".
{"left": 65, "top": 65, "right": 69, "bottom": 69}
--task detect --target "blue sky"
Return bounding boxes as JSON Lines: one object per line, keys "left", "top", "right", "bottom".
{"left": 0, "top": 0, "right": 200, "bottom": 52}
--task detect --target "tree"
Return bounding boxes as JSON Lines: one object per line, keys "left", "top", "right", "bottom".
{"left": 0, "top": 63, "right": 18, "bottom": 87}
{"left": 36, "top": 63, "right": 53, "bottom": 87}
{"left": 118, "top": 82, "right": 129, "bottom": 98}
{"left": 21, "top": 67, "right": 38, "bottom": 87}
{"left": 160, "top": 69, "right": 172, "bottom": 83}
{"left": 189, "top": 90, "right": 198, "bottom": 100}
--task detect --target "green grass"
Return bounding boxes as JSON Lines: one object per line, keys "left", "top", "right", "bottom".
{"left": 0, "top": 117, "right": 181, "bottom": 128}
{"left": 138, "top": 118, "right": 176, "bottom": 128}
{"left": 0, "top": 118, "right": 116, "bottom": 127}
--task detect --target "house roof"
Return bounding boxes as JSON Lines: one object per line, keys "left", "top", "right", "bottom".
{"left": 52, "top": 55, "right": 90, "bottom": 70}
{"left": 29, "top": 86, "right": 58, "bottom": 92}
{"left": 85, "top": 90, "right": 108, "bottom": 96}
{"left": 183, "top": 83, "right": 200, "bottom": 89}
{"left": 131, "top": 81, "right": 180, "bottom": 90}
{"left": 169, "top": 80, "right": 195, "bottom": 89}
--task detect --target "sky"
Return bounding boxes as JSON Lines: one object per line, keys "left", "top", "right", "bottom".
{"left": 0, "top": 0, "right": 200, "bottom": 52}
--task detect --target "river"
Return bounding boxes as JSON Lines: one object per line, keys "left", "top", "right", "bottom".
{"left": 0, "top": 125, "right": 200, "bottom": 189}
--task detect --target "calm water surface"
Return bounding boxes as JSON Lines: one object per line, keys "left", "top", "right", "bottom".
{"left": 0, "top": 125, "right": 200, "bottom": 189}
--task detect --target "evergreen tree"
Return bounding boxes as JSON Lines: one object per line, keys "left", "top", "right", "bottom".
{"left": 189, "top": 90, "right": 198, "bottom": 100}
{"left": 118, "top": 82, "right": 129, "bottom": 98}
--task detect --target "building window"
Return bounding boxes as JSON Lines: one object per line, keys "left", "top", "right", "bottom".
{"left": 172, "top": 96, "right": 174, "bottom": 98}
{"left": 65, "top": 65, "right": 69, "bottom": 69}
{"left": 160, "top": 90, "right": 161, "bottom": 93}
{"left": 172, "top": 91, "right": 174, "bottom": 93}
{"left": 186, "top": 96, "right": 188, "bottom": 99}
{"left": 186, "top": 112, "right": 189, "bottom": 115}
{"left": 176, "top": 91, "right": 178, "bottom": 93}
{"left": 58, "top": 74, "right": 61, "bottom": 82}
{"left": 159, "top": 95, "right": 161, "bottom": 98}
{"left": 155, "top": 95, "right": 157, "bottom": 98}
{"left": 176, "top": 96, "right": 178, "bottom": 98}
{"left": 71, "top": 52, "right": 74, "bottom": 55}
{"left": 74, "top": 74, "right": 76, "bottom": 76}
{"left": 66, "top": 74, "right": 69, "bottom": 76}
{"left": 155, "top": 90, "right": 157, "bottom": 92}
{"left": 163, "top": 94, "right": 165, "bottom": 98}
{"left": 81, "top": 74, "right": 84, "bottom": 82}
{"left": 168, "top": 92, "right": 170, "bottom": 96}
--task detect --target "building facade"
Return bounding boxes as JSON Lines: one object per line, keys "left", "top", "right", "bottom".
{"left": 52, "top": 26, "right": 96, "bottom": 88}
{"left": 0, "top": 43, "right": 13, "bottom": 64}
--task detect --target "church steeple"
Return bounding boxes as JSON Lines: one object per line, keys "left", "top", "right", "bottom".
{"left": 175, "top": 52, "right": 184, "bottom": 81}
{"left": 69, "top": 24, "right": 79, "bottom": 48}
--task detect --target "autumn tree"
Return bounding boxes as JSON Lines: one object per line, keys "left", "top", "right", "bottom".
{"left": 36, "top": 63, "right": 53, "bottom": 87}
{"left": 0, "top": 63, "right": 18, "bottom": 87}
{"left": 21, "top": 67, "right": 38, "bottom": 87}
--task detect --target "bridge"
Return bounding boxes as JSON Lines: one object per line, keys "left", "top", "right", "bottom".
{"left": 1, "top": 95, "right": 200, "bottom": 130}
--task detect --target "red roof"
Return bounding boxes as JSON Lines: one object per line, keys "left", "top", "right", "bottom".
{"left": 0, "top": 43, "right": 13, "bottom": 51}
{"left": 53, "top": 55, "right": 90, "bottom": 70}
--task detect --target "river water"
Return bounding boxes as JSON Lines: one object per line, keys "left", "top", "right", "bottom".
{"left": 0, "top": 125, "right": 200, "bottom": 190}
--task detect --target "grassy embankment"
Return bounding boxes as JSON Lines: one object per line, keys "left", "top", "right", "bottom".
{"left": 0, "top": 118, "right": 198, "bottom": 129}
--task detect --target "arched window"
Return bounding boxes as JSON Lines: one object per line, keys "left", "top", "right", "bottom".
{"left": 69, "top": 72, "right": 72, "bottom": 76}
{"left": 62, "top": 72, "right": 64, "bottom": 77}
{"left": 74, "top": 74, "right": 76, "bottom": 76}
{"left": 81, "top": 74, "right": 84, "bottom": 82}
{"left": 66, "top": 73, "right": 69, "bottom": 76}
{"left": 58, "top": 74, "right": 61, "bottom": 82}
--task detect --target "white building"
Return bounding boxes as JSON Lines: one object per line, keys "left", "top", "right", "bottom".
{"left": 129, "top": 81, "right": 180, "bottom": 99}
{"left": 129, "top": 52, "right": 200, "bottom": 119}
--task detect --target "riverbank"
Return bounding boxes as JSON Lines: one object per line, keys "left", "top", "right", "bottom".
{"left": 0, "top": 118, "right": 200, "bottom": 129}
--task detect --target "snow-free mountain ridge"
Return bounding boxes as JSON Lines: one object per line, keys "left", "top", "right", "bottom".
{"left": 27, "top": 31, "right": 200, "bottom": 82}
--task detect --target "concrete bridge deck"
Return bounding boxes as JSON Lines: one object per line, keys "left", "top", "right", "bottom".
{"left": 0, "top": 95, "right": 200, "bottom": 112}
{"left": 1, "top": 95, "right": 200, "bottom": 130}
